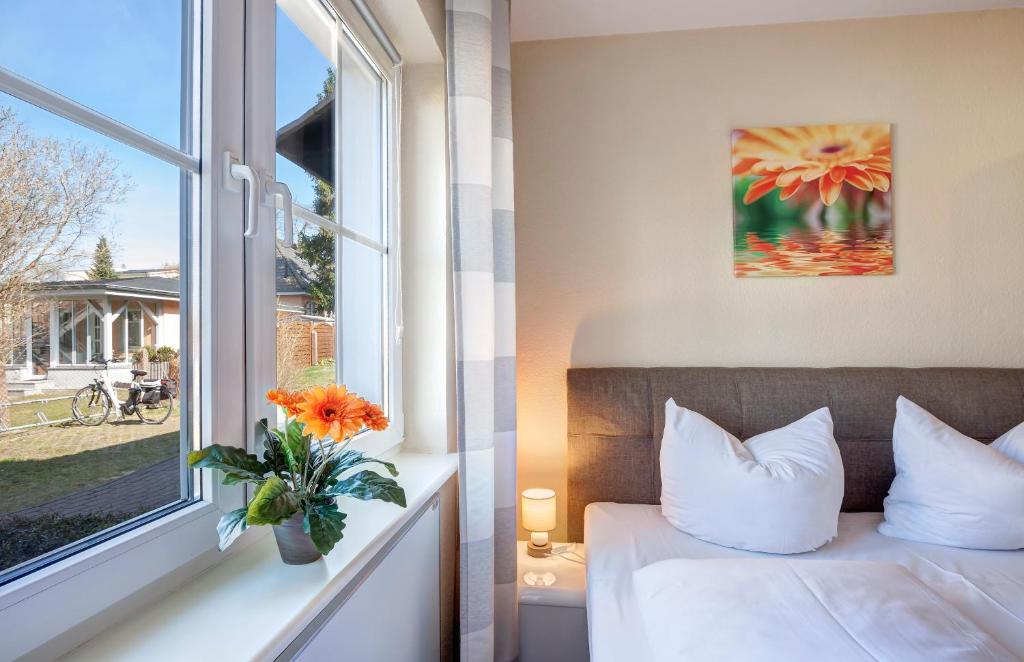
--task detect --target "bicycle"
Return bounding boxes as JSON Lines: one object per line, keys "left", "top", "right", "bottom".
{"left": 71, "top": 357, "right": 176, "bottom": 426}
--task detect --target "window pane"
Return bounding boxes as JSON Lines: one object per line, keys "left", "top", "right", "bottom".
{"left": 74, "top": 303, "right": 87, "bottom": 364}
{"left": 87, "top": 300, "right": 104, "bottom": 363}
{"left": 143, "top": 306, "right": 157, "bottom": 348}
{"left": 112, "top": 305, "right": 126, "bottom": 362}
{"left": 58, "top": 302, "right": 73, "bottom": 364}
{"left": 342, "top": 238, "right": 383, "bottom": 407}
{"left": 91, "top": 311, "right": 103, "bottom": 362}
{"left": 0, "top": 1, "right": 188, "bottom": 148}
{"left": 0, "top": 85, "right": 189, "bottom": 576}
{"left": 4, "top": 315, "right": 26, "bottom": 367}
{"left": 127, "top": 306, "right": 143, "bottom": 352}
{"left": 340, "top": 35, "right": 383, "bottom": 243}
{"left": 277, "top": 222, "right": 337, "bottom": 391}
{"left": 270, "top": 4, "right": 391, "bottom": 428}
{"left": 275, "top": 3, "right": 335, "bottom": 215}
{"left": 30, "top": 303, "right": 49, "bottom": 376}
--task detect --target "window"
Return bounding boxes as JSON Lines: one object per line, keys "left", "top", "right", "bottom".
{"left": 272, "top": 0, "right": 398, "bottom": 441}
{"left": 126, "top": 304, "right": 143, "bottom": 353}
{"left": 50, "top": 300, "right": 106, "bottom": 365}
{"left": 90, "top": 304, "right": 103, "bottom": 361}
{"left": 57, "top": 302, "right": 73, "bottom": 365}
{"left": 0, "top": 0, "right": 197, "bottom": 584}
{"left": 1, "top": 0, "right": 403, "bottom": 652}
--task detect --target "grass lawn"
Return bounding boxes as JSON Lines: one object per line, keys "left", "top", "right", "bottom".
{"left": 0, "top": 406, "right": 180, "bottom": 514}
{"left": 288, "top": 362, "right": 336, "bottom": 390}
{"left": 5, "top": 387, "right": 164, "bottom": 427}
{"left": 6, "top": 389, "right": 80, "bottom": 428}
{"left": 1, "top": 510, "right": 148, "bottom": 572}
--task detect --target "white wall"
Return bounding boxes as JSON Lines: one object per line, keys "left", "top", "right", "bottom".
{"left": 400, "top": 64, "right": 453, "bottom": 453}
{"left": 512, "top": 9, "right": 1024, "bottom": 541}
{"left": 46, "top": 366, "right": 134, "bottom": 390}
{"left": 362, "top": 0, "right": 452, "bottom": 454}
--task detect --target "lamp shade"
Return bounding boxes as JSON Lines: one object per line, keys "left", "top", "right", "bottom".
{"left": 521, "top": 488, "right": 556, "bottom": 532}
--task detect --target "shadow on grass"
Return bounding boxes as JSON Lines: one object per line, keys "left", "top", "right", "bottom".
{"left": 0, "top": 509, "right": 149, "bottom": 573}
{"left": 0, "top": 430, "right": 180, "bottom": 515}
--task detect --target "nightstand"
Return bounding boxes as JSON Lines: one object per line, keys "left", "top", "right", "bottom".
{"left": 518, "top": 541, "right": 589, "bottom": 662}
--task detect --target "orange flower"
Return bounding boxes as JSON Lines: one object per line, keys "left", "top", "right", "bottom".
{"left": 266, "top": 389, "right": 302, "bottom": 416}
{"left": 732, "top": 124, "right": 891, "bottom": 206}
{"left": 363, "top": 402, "right": 389, "bottom": 432}
{"left": 295, "top": 385, "right": 368, "bottom": 441}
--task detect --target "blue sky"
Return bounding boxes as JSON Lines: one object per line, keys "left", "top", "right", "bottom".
{"left": 276, "top": 7, "right": 335, "bottom": 213}
{"left": 0, "top": 1, "right": 330, "bottom": 270}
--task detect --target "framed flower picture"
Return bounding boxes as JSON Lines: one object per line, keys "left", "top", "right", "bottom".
{"left": 731, "top": 123, "right": 893, "bottom": 277}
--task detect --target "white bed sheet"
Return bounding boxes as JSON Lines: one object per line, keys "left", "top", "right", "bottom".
{"left": 585, "top": 503, "right": 1024, "bottom": 662}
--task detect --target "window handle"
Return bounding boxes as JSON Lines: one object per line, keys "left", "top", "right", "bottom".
{"left": 222, "top": 151, "right": 261, "bottom": 238}
{"left": 265, "top": 178, "right": 294, "bottom": 247}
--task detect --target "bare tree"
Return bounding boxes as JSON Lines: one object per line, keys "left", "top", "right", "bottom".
{"left": 0, "top": 107, "right": 128, "bottom": 427}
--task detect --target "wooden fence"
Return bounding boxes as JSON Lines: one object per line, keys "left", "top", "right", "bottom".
{"left": 132, "top": 361, "right": 173, "bottom": 381}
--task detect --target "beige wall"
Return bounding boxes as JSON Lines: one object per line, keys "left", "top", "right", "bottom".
{"left": 512, "top": 10, "right": 1024, "bottom": 541}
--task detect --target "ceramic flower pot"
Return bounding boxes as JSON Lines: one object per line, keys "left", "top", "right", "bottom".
{"left": 272, "top": 511, "right": 322, "bottom": 565}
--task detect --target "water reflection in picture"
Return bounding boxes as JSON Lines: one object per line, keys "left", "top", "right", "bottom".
{"left": 732, "top": 123, "right": 893, "bottom": 277}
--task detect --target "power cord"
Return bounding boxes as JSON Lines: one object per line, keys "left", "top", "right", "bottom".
{"left": 550, "top": 544, "right": 586, "bottom": 565}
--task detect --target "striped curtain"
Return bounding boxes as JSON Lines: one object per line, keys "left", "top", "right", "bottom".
{"left": 446, "top": 0, "right": 517, "bottom": 660}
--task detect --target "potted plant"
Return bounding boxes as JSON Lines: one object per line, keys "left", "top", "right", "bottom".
{"left": 188, "top": 385, "right": 405, "bottom": 564}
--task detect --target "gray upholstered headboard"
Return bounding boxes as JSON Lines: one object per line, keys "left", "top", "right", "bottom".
{"left": 567, "top": 367, "right": 1024, "bottom": 542}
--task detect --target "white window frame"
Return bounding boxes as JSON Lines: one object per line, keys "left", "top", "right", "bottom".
{"left": 0, "top": 1, "right": 255, "bottom": 657}
{"left": 256, "top": 0, "right": 404, "bottom": 457}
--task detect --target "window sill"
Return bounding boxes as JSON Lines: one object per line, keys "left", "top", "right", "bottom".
{"left": 59, "top": 451, "right": 457, "bottom": 661}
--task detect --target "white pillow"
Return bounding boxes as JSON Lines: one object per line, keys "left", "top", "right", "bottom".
{"left": 660, "top": 400, "right": 844, "bottom": 554}
{"left": 879, "top": 396, "right": 1024, "bottom": 549}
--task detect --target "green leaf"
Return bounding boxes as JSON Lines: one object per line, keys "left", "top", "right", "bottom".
{"left": 280, "top": 420, "right": 310, "bottom": 477}
{"left": 325, "top": 470, "right": 406, "bottom": 507}
{"left": 246, "top": 476, "right": 301, "bottom": 525}
{"left": 188, "top": 445, "right": 267, "bottom": 485}
{"left": 323, "top": 449, "right": 399, "bottom": 485}
{"left": 216, "top": 508, "right": 248, "bottom": 551}
{"left": 221, "top": 472, "right": 259, "bottom": 486}
{"left": 303, "top": 500, "right": 347, "bottom": 555}
{"left": 260, "top": 421, "right": 289, "bottom": 478}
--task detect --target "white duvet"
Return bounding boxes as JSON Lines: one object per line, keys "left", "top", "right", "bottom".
{"left": 634, "top": 558, "right": 1015, "bottom": 661}
{"left": 585, "top": 504, "right": 1024, "bottom": 662}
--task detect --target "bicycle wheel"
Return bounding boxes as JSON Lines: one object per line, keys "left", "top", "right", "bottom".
{"left": 72, "top": 385, "right": 111, "bottom": 426}
{"left": 137, "top": 394, "right": 174, "bottom": 425}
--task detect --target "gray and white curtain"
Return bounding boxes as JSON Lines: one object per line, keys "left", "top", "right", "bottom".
{"left": 446, "top": 0, "right": 517, "bottom": 660}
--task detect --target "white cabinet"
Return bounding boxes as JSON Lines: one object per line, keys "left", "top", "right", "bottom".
{"left": 518, "top": 542, "right": 589, "bottom": 662}
{"left": 287, "top": 499, "right": 441, "bottom": 661}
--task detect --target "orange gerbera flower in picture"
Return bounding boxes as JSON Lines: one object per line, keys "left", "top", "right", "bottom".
{"left": 731, "top": 122, "right": 893, "bottom": 279}
{"left": 295, "top": 385, "right": 369, "bottom": 441}
{"left": 266, "top": 388, "right": 303, "bottom": 416}
{"left": 732, "top": 123, "right": 891, "bottom": 207}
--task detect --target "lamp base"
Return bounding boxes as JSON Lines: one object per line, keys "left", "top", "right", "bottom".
{"left": 526, "top": 540, "right": 552, "bottom": 557}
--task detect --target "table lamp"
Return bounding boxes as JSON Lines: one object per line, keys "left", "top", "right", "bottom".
{"left": 522, "top": 488, "right": 556, "bottom": 557}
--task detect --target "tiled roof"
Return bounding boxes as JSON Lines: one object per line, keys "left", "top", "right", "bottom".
{"left": 276, "top": 241, "right": 317, "bottom": 295}
{"left": 36, "top": 276, "right": 180, "bottom": 296}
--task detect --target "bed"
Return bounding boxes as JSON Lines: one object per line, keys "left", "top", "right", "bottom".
{"left": 567, "top": 367, "right": 1024, "bottom": 661}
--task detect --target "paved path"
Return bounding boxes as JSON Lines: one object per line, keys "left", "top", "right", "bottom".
{"left": 6, "top": 457, "right": 182, "bottom": 519}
